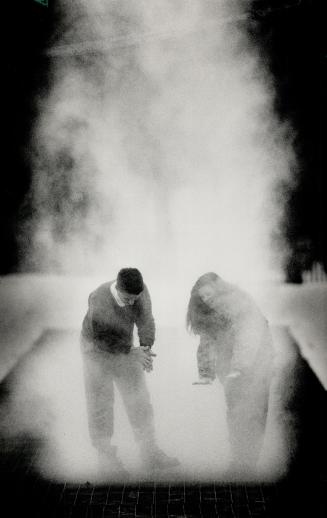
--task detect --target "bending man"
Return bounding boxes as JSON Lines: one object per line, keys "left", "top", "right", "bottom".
{"left": 81, "top": 267, "right": 179, "bottom": 478}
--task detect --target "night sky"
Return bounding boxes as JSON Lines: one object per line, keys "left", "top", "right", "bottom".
{"left": 2, "top": 0, "right": 326, "bottom": 277}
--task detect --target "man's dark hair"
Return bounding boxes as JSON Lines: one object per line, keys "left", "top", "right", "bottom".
{"left": 117, "top": 268, "right": 144, "bottom": 295}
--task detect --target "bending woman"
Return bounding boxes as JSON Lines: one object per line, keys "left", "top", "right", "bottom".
{"left": 187, "top": 272, "right": 274, "bottom": 477}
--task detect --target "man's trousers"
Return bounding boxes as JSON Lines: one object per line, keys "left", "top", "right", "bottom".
{"left": 81, "top": 344, "right": 156, "bottom": 453}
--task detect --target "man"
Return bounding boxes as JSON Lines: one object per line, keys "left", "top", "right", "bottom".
{"left": 81, "top": 267, "right": 179, "bottom": 478}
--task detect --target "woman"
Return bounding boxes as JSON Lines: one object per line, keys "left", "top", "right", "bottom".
{"left": 187, "top": 272, "right": 274, "bottom": 477}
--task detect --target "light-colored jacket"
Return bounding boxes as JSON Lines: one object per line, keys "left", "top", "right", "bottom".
{"left": 197, "top": 284, "right": 274, "bottom": 383}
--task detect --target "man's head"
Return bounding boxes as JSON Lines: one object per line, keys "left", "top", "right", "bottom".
{"left": 116, "top": 268, "right": 144, "bottom": 305}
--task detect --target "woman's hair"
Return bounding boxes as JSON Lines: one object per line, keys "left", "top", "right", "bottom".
{"left": 186, "top": 272, "right": 220, "bottom": 334}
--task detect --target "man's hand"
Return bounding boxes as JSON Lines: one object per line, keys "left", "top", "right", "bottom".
{"left": 192, "top": 377, "right": 213, "bottom": 385}
{"left": 130, "top": 346, "right": 156, "bottom": 372}
{"left": 141, "top": 346, "right": 157, "bottom": 372}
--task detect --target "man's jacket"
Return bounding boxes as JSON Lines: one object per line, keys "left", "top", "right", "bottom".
{"left": 81, "top": 281, "right": 155, "bottom": 354}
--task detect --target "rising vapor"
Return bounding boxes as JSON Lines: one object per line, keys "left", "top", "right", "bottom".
{"left": 20, "top": 0, "right": 296, "bottom": 289}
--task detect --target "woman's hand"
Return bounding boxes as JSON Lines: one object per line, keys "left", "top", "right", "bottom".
{"left": 130, "top": 346, "right": 156, "bottom": 371}
{"left": 224, "top": 370, "right": 243, "bottom": 404}
{"left": 225, "top": 370, "right": 241, "bottom": 380}
{"left": 192, "top": 377, "right": 213, "bottom": 385}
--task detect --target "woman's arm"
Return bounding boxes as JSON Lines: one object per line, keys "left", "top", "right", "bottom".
{"left": 193, "top": 337, "right": 217, "bottom": 384}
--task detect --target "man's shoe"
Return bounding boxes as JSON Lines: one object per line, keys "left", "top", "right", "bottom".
{"left": 226, "top": 460, "right": 257, "bottom": 481}
{"left": 97, "top": 446, "right": 129, "bottom": 480}
{"left": 141, "top": 447, "right": 180, "bottom": 471}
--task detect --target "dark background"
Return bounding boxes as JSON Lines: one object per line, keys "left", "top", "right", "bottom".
{"left": 2, "top": 0, "right": 326, "bottom": 279}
